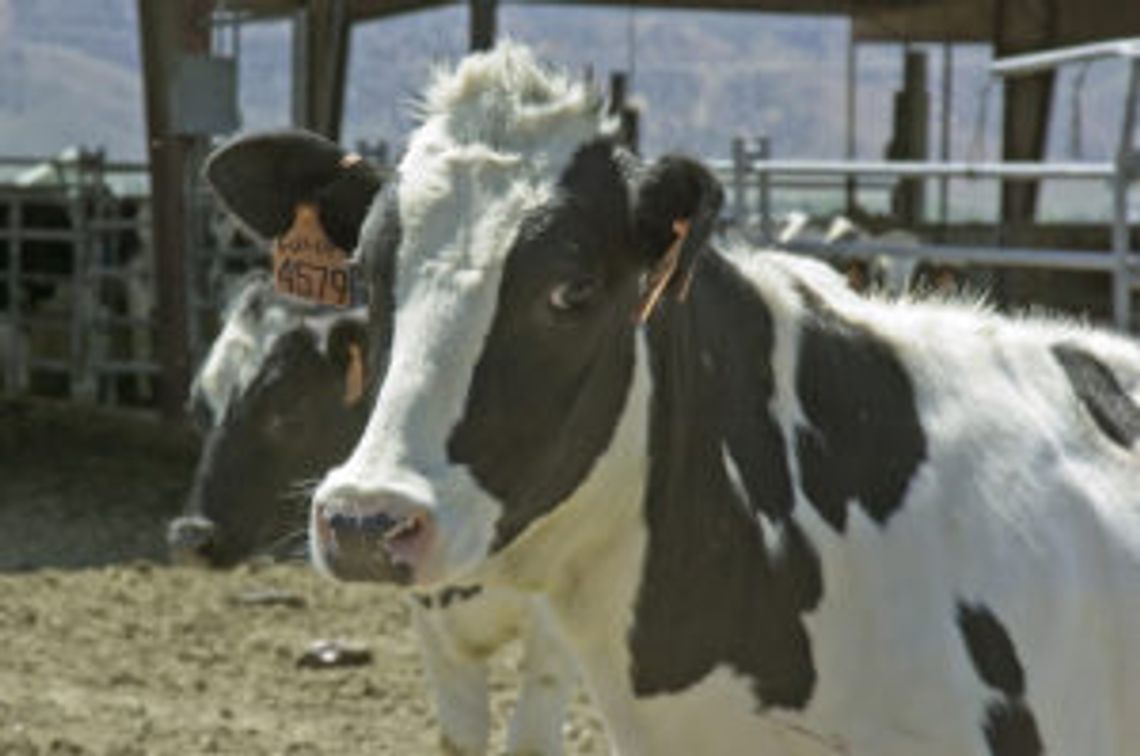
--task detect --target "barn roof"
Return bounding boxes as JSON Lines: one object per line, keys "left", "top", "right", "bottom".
{"left": 221, "top": 0, "right": 1140, "bottom": 45}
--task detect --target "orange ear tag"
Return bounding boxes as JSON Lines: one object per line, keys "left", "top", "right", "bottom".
{"left": 343, "top": 342, "right": 365, "bottom": 406}
{"left": 272, "top": 203, "right": 352, "bottom": 308}
{"left": 634, "top": 219, "right": 692, "bottom": 324}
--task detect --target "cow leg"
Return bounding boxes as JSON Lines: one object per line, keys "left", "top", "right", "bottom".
{"left": 505, "top": 602, "right": 577, "bottom": 756}
{"left": 411, "top": 601, "right": 492, "bottom": 755}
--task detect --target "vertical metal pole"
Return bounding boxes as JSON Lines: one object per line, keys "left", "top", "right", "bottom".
{"left": 756, "top": 136, "right": 773, "bottom": 244}
{"left": 844, "top": 23, "right": 857, "bottom": 214}
{"left": 939, "top": 42, "right": 953, "bottom": 229}
{"left": 5, "top": 193, "right": 21, "bottom": 394}
{"left": 291, "top": 6, "right": 311, "bottom": 129}
{"left": 138, "top": 0, "right": 210, "bottom": 420}
{"left": 68, "top": 153, "right": 94, "bottom": 402}
{"left": 731, "top": 136, "right": 746, "bottom": 231}
{"left": 1111, "top": 59, "right": 1139, "bottom": 331}
{"left": 292, "top": 0, "right": 351, "bottom": 140}
{"left": 469, "top": 0, "right": 497, "bottom": 52}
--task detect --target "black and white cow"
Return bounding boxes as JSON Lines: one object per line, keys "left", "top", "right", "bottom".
{"left": 168, "top": 273, "right": 371, "bottom": 566}
{"left": 220, "top": 46, "right": 1140, "bottom": 755}
{"left": 181, "top": 131, "right": 579, "bottom": 755}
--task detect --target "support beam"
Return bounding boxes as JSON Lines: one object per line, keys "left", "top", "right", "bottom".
{"left": 292, "top": 0, "right": 351, "bottom": 139}
{"left": 137, "top": 0, "right": 212, "bottom": 421}
{"left": 994, "top": 0, "right": 1058, "bottom": 223}
{"left": 470, "top": 0, "right": 497, "bottom": 52}
{"left": 886, "top": 48, "right": 929, "bottom": 226}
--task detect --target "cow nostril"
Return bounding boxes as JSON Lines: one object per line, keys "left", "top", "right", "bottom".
{"left": 312, "top": 492, "right": 436, "bottom": 583}
{"left": 358, "top": 512, "right": 400, "bottom": 535}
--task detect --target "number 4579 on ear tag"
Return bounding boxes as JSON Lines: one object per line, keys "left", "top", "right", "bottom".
{"left": 272, "top": 203, "right": 353, "bottom": 308}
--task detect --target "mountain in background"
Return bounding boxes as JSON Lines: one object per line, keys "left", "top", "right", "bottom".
{"left": 0, "top": 0, "right": 1130, "bottom": 168}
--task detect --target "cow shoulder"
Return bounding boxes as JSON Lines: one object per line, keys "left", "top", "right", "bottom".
{"left": 793, "top": 284, "right": 928, "bottom": 532}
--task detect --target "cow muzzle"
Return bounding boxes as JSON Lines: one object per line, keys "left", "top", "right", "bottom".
{"left": 311, "top": 491, "right": 437, "bottom": 585}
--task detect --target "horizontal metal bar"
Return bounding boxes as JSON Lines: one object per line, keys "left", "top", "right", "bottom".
{"left": 20, "top": 314, "right": 72, "bottom": 327}
{"left": 711, "top": 169, "right": 895, "bottom": 192}
{"left": 992, "top": 38, "right": 1140, "bottom": 78}
{"left": 0, "top": 230, "right": 86, "bottom": 242}
{"left": 710, "top": 158, "right": 1118, "bottom": 180}
{"left": 10, "top": 272, "right": 73, "bottom": 285}
{"left": 94, "top": 314, "right": 154, "bottom": 327}
{"left": 777, "top": 238, "right": 1135, "bottom": 274}
{"left": 94, "top": 361, "right": 161, "bottom": 375}
{"left": 0, "top": 156, "right": 147, "bottom": 173}
{"left": 88, "top": 267, "right": 150, "bottom": 280}
{"left": 25, "top": 359, "right": 70, "bottom": 371}
{"left": 87, "top": 219, "right": 147, "bottom": 232}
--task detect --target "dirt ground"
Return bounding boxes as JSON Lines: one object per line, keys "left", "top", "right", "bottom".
{"left": 0, "top": 399, "right": 608, "bottom": 755}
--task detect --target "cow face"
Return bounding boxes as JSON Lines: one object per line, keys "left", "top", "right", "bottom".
{"left": 170, "top": 129, "right": 382, "bottom": 567}
{"left": 311, "top": 44, "right": 722, "bottom": 587}
{"left": 169, "top": 278, "right": 370, "bottom": 567}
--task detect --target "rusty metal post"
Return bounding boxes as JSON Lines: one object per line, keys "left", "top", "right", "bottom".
{"left": 138, "top": 0, "right": 212, "bottom": 420}
{"left": 470, "top": 0, "right": 497, "bottom": 52}
{"left": 292, "top": 0, "right": 351, "bottom": 140}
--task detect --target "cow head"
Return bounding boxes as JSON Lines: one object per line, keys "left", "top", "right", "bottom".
{"left": 168, "top": 276, "right": 372, "bottom": 566}
{"left": 169, "top": 129, "right": 381, "bottom": 567}
{"left": 309, "top": 44, "right": 723, "bottom": 587}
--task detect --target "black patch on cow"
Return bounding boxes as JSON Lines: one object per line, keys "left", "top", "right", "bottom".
{"left": 983, "top": 702, "right": 1044, "bottom": 756}
{"left": 794, "top": 286, "right": 927, "bottom": 532}
{"left": 957, "top": 602, "right": 1044, "bottom": 756}
{"left": 1052, "top": 342, "right": 1140, "bottom": 449}
{"left": 957, "top": 603, "right": 1025, "bottom": 697}
{"left": 630, "top": 252, "right": 821, "bottom": 710}
{"left": 448, "top": 140, "right": 642, "bottom": 549}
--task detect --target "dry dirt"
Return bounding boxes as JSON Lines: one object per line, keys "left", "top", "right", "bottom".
{"left": 0, "top": 399, "right": 608, "bottom": 755}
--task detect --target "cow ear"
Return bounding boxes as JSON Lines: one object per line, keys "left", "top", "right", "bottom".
{"left": 632, "top": 155, "right": 724, "bottom": 322}
{"left": 326, "top": 317, "right": 368, "bottom": 406}
{"left": 203, "top": 129, "right": 383, "bottom": 252}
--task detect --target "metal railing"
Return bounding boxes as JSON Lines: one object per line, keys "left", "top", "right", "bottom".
{"left": 0, "top": 150, "right": 162, "bottom": 406}
{"left": 719, "top": 38, "right": 1140, "bottom": 331}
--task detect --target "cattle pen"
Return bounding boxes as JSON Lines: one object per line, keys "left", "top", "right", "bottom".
{"left": 721, "top": 37, "right": 1140, "bottom": 329}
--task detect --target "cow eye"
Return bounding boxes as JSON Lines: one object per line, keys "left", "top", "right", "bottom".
{"left": 549, "top": 277, "right": 599, "bottom": 313}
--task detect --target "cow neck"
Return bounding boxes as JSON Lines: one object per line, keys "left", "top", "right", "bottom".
{"left": 628, "top": 250, "right": 824, "bottom": 709}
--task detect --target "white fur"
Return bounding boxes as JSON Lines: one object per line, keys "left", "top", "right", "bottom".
{"left": 315, "top": 43, "right": 1140, "bottom": 755}
{"left": 191, "top": 276, "right": 365, "bottom": 426}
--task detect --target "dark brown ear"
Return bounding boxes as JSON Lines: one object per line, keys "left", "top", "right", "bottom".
{"left": 632, "top": 155, "right": 724, "bottom": 322}
{"left": 204, "top": 129, "right": 382, "bottom": 252}
{"left": 326, "top": 317, "right": 368, "bottom": 406}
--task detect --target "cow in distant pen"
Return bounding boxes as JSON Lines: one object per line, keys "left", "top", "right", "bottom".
{"left": 176, "top": 130, "right": 581, "bottom": 755}
{"left": 205, "top": 45, "right": 1140, "bottom": 755}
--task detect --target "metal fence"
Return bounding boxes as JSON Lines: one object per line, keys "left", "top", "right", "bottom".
{"left": 0, "top": 139, "right": 391, "bottom": 412}
{"left": 0, "top": 149, "right": 265, "bottom": 410}
{"left": 717, "top": 38, "right": 1140, "bottom": 331}
{"left": 0, "top": 150, "right": 160, "bottom": 406}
